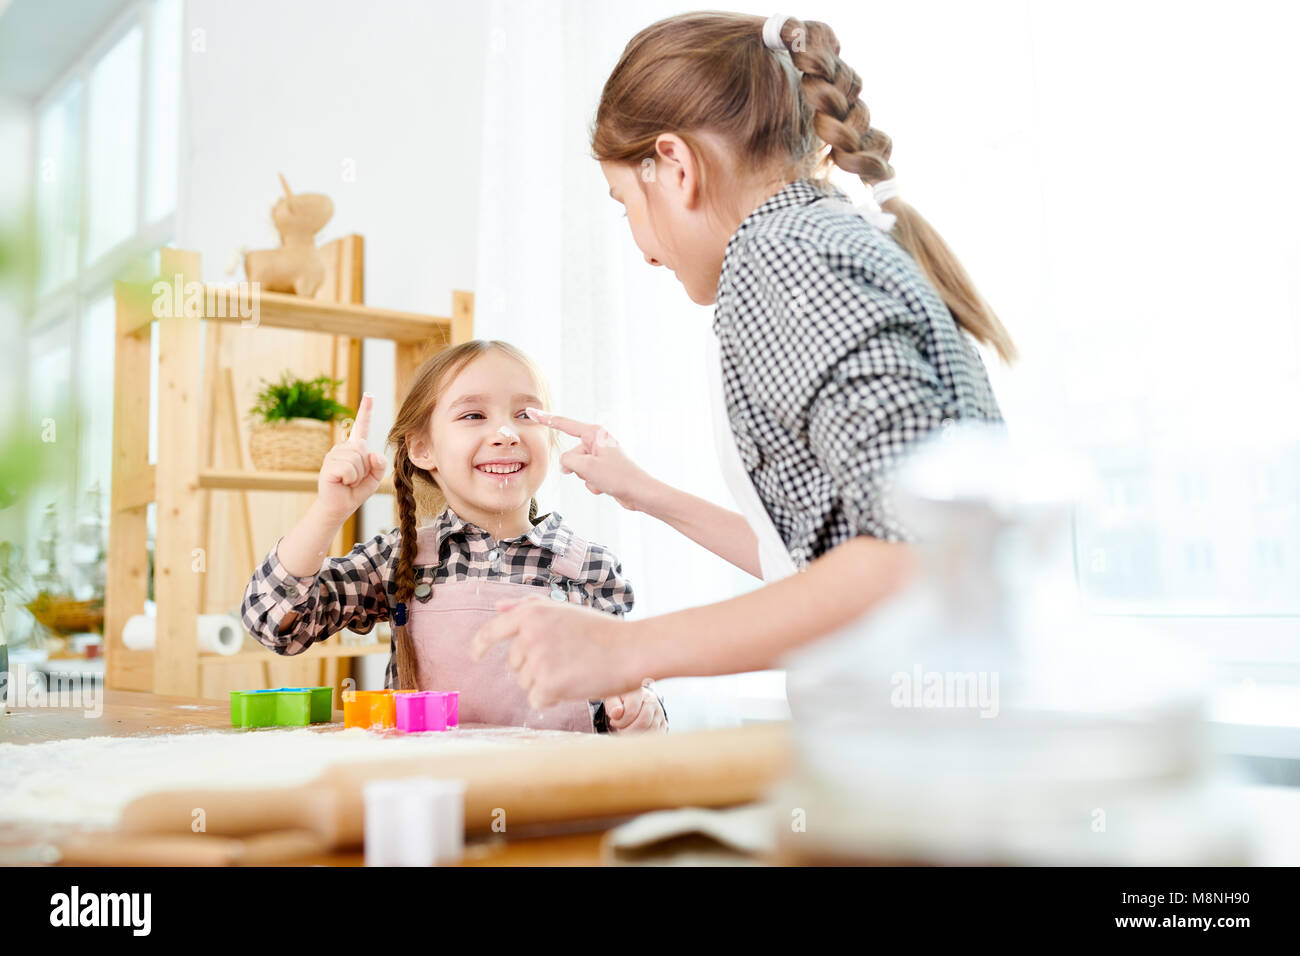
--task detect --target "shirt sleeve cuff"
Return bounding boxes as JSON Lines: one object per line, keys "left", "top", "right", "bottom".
{"left": 263, "top": 535, "right": 321, "bottom": 617}
{"left": 589, "top": 699, "right": 609, "bottom": 733}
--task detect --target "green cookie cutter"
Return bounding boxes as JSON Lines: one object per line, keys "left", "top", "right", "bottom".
{"left": 230, "top": 686, "right": 333, "bottom": 727}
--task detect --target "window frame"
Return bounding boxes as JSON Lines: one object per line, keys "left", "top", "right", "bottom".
{"left": 23, "top": 0, "right": 183, "bottom": 594}
{"left": 31, "top": 0, "right": 179, "bottom": 319}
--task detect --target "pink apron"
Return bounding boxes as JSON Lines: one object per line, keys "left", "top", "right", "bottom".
{"left": 405, "top": 525, "right": 596, "bottom": 732}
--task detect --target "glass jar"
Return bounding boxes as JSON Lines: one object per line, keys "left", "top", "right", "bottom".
{"left": 773, "top": 424, "right": 1247, "bottom": 865}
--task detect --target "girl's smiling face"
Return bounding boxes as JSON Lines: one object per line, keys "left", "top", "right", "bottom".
{"left": 406, "top": 349, "right": 550, "bottom": 536}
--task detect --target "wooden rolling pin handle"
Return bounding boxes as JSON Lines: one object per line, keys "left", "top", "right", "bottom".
{"left": 117, "top": 786, "right": 342, "bottom": 846}
{"left": 58, "top": 830, "right": 326, "bottom": 866}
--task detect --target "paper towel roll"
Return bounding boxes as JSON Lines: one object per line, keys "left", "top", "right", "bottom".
{"left": 121, "top": 613, "right": 243, "bottom": 656}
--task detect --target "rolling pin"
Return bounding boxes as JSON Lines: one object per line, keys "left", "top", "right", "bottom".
{"left": 57, "top": 830, "right": 327, "bottom": 866}
{"left": 113, "top": 723, "right": 792, "bottom": 850}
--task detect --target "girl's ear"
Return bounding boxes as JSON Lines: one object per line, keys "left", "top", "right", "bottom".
{"left": 406, "top": 432, "right": 436, "bottom": 474}
{"left": 653, "top": 133, "right": 698, "bottom": 207}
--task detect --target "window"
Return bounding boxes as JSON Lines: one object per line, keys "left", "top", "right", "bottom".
{"left": 981, "top": 1, "right": 1300, "bottom": 664}
{"left": 34, "top": 80, "right": 82, "bottom": 296}
{"left": 84, "top": 25, "right": 142, "bottom": 264}
{"left": 23, "top": 0, "right": 182, "bottom": 600}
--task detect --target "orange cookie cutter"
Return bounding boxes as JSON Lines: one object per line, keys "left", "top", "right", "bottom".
{"left": 342, "top": 688, "right": 416, "bottom": 730}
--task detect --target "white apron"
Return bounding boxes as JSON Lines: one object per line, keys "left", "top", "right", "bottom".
{"left": 706, "top": 330, "right": 799, "bottom": 583}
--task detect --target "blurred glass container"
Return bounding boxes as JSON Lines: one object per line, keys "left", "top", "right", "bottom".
{"left": 773, "top": 423, "right": 1248, "bottom": 865}
{"left": 1, "top": 589, "right": 8, "bottom": 713}
{"left": 72, "top": 481, "right": 108, "bottom": 601}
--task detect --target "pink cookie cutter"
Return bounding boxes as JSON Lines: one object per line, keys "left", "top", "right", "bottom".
{"left": 395, "top": 690, "right": 460, "bottom": 732}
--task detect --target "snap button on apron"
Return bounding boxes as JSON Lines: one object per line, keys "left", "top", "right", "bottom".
{"left": 285, "top": 586, "right": 299, "bottom": 598}
{"left": 414, "top": 582, "right": 432, "bottom": 600}
{"left": 487, "top": 549, "right": 500, "bottom": 562}
{"left": 549, "top": 585, "right": 567, "bottom": 601}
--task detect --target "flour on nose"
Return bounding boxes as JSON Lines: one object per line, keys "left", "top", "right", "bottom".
{"left": 498, "top": 425, "right": 520, "bottom": 441}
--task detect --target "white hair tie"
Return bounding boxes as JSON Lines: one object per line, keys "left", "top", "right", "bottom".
{"left": 849, "top": 203, "right": 898, "bottom": 234}
{"left": 763, "top": 13, "right": 789, "bottom": 51}
{"left": 814, "top": 180, "right": 901, "bottom": 233}
{"left": 873, "top": 177, "right": 901, "bottom": 205}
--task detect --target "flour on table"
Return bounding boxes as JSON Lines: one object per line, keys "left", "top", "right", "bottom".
{"left": 0, "top": 725, "right": 573, "bottom": 829}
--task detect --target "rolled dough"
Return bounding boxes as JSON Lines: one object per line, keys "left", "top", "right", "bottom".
{"left": 0, "top": 725, "right": 571, "bottom": 828}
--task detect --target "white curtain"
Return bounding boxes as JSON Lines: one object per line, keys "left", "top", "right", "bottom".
{"left": 472, "top": 0, "right": 1300, "bottom": 727}
{"left": 472, "top": 0, "right": 776, "bottom": 728}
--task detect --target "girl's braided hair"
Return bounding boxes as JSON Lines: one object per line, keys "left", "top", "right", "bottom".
{"left": 591, "top": 11, "right": 1017, "bottom": 363}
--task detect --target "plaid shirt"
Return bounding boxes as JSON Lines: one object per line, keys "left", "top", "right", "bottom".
{"left": 714, "top": 177, "right": 1004, "bottom": 563}
{"left": 239, "top": 507, "right": 644, "bottom": 731}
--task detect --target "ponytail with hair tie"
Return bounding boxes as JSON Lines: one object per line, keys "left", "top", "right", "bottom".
{"left": 593, "top": 11, "right": 1019, "bottom": 363}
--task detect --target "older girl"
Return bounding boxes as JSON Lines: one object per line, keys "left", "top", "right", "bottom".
{"left": 474, "top": 12, "right": 1013, "bottom": 708}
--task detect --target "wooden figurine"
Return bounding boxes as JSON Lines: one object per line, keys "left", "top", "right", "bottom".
{"left": 243, "top": 174, "right": 334, "bottom": 297}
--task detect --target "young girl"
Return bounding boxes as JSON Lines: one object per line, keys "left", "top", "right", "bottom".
{"left": 473, "top": 12, "right": 1015, "bottom": 707}
{"left": 239, "top": 339, "right": 667, "bottom": 733}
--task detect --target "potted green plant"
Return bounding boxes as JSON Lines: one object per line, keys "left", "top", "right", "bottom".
{"left": 247, "top": 373, "right": 353, "bottom": 471}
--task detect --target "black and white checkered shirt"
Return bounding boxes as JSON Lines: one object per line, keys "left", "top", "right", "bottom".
{"left": 239, "top": 507, "right": 640, "bottom": 730}
{"left": 714, "top": 177, "right": 1004, "bottom": 563}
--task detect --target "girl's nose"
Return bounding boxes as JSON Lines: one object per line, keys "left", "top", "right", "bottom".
{"left": 493, "top": 424, "right": 520, "bottom": 444}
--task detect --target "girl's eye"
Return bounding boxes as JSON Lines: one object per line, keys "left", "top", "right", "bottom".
{"left": 460, "top": 412, "right": 484, "bottom": 420}
{"left": 515, "top": 410, "right": 530, "bottom": 419}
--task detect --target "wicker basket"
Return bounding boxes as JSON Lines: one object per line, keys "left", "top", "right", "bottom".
{"left": 249, "top": 417, "right": 335, "bottom": 471}
{"left": 27, "top": 593, "right": 104, "bottom": 635}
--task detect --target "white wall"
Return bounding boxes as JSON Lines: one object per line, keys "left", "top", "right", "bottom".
{"left": 176, "top": 0, "right": 487, "bottom": 542}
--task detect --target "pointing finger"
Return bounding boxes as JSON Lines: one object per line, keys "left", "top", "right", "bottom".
{"left": 349, "top": 392, "right": 374, "bottom": 444}
{"left": 525, "top": 408, "right": 597, "bottom": 445}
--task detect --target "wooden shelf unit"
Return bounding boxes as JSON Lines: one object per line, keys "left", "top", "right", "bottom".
{"left": 105, "top": 244, "right": 473, "bottom": 699}
{"left": 115, "top": 466, "right": 398, "bottom": 503}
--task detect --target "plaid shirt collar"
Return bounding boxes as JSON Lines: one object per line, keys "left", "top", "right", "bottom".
{"left": 427, "top": 506, "right": 573, "bottom": 559}
{"left": 716, "top": 177, "right": 848, "bottom": 316}
{"left": 723, "top": 177, "right": 848, "bottom": 256}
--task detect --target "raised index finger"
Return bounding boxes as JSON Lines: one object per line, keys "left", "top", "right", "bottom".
{"left": 525, "top": 407, "right": 596, "bottom": 444}
{"left": 348, "top": 392, "right": 374, "bottom": 443}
